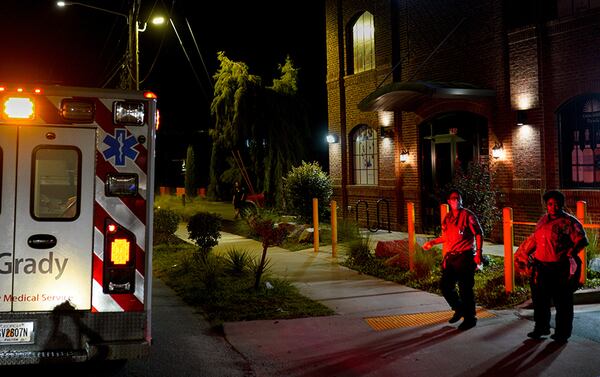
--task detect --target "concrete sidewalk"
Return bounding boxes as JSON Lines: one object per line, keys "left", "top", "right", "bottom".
{"left": 176, "top": 225, "right": 600, "bottom": 377}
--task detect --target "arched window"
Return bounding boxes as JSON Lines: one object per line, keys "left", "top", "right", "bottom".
{"left": 558, "top": 94, "right": 600, "bottom": 188}
{"left": 352, "top": 125, "right": 378, "bottom": 185}
{"left": 350, "top": 11, "right": 375, "bottom": 74}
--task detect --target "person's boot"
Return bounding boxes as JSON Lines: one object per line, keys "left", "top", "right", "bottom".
{"left": 458, "top": 317, "right": 477, "bottom": 330}
{"left": 448, "top": 310, "right": 463, "bottom": 324}
{"left": 527, "top": 328, "right": 551, "bottom": 339}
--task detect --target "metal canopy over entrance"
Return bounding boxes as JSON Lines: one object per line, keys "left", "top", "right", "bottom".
{"left": 358, "top": 81, "right": 495, "bottom": 112}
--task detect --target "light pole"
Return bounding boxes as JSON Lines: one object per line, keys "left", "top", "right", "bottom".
{"left": 56, "top": 0, "right": 143, "bottom": 90}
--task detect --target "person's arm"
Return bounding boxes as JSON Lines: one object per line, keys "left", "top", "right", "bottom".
{"left": 474, "top": 233, "right": 483, "bottom": 265}
{"left": 423, "top": 234, "right": 445, "bottom": 250}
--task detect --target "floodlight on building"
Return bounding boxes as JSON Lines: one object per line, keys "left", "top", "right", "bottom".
{"left": 326, "top": 133, "right": 339, "bottom": 144}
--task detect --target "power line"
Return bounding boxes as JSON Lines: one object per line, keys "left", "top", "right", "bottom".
{"left": 185, "top": 17, "right": 213, "bottom": 92}
{"left": 169, "top": 18, "right": 210, "bottom": 101}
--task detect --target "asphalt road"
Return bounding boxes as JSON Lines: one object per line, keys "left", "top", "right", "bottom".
{"left": 1, "top": 278, "right": 252, "bottom": 377}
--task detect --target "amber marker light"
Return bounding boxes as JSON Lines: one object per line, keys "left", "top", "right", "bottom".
{"left": 4, "top": 97, "right": 34, "bottom": 119}
{"left": 110, "top": 239, "right": 131, "bottom": 265}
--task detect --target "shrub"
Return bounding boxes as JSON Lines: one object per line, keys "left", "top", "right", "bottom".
{"left": 154, "top": 208, "right": 181, "bottom": 244}
{"left": 446, "top": 161, "right": 501, "bottom": 237}
{"left": 284, "top": 161, "right": 333, "bottom": 223}
{"left": 346, "top": 236, "right": 373, "bottom": 266}
{"left": 413, "top": 245, "right": 440, "bottom": 279}
{"left": 187, "top": 212, "right": 222, "bottom": 258}
{"left": 224, "top": 248, "right": 251, "bottom": 275}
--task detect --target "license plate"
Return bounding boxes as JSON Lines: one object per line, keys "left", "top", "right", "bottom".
{"left": 0, "top": 322, "right": 34, "bottom": 344}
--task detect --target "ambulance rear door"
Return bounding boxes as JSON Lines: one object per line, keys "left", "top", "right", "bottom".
{"left": 12, "top": 126, "right": 96, "bottom": 311}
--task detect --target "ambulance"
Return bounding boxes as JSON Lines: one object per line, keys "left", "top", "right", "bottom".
{"left": 0, "top": 84, "right": 156, "bottom": 364}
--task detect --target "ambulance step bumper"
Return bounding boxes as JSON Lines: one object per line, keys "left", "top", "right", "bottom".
{"left": 0, "top": 350, "right": 88, "bottom": 365}
{"left": 86, "top": 339, "right": 150, "bottom": 361}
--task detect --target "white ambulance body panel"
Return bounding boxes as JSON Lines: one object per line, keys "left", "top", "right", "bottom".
{"left": 0, "top": 127, "right": 17, "bottom": 312}
{"left": 12, "top": 126, "right": 96, "bottom": 311}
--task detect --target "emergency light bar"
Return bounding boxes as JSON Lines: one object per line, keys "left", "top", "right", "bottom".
{"left": 114, "top": 101, "right": 145, "bottom": 126}
{"left": 3, "top": 97, "right": 34, "bottom": 119}
{"left": 60, "top": 99, "right": 95, "bottom": 123}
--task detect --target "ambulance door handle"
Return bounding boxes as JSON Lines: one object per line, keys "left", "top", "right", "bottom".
{"left": 27, "top": 234, "right": 57, "bottom": 249}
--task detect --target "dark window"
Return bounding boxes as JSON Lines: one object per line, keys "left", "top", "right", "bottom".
{"left": 504, "top": 0, "right": 557, "bottom": 29}
{"left": 559, "top": 94, "right": 600, "bottom": 188}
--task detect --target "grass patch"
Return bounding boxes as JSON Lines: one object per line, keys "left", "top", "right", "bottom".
{"left": 153, "top": 242, "right": 334, "bottom": 326}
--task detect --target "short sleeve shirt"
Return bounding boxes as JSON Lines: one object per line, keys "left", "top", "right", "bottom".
{"left": 532, "top": 213, "right": 588, "bottom": 262}
{"left": 441, "top": 208, "right": 483, "bottom": 255}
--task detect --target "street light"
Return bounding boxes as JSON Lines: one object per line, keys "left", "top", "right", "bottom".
{"left": 56, "top": 1, "right": 143, "bottom": 90}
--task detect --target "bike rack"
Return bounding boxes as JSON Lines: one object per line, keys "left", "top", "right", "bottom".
{"left": 355, "top": 198, "right": 392, "bottom": 233}
{"left": 376, "top": 198, "right": 391, "bottom": 233}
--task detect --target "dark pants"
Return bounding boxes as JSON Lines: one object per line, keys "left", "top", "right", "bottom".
{"left": 530, "top": 260, "right": 577, "bottom": 337}
{"left": 440, "top": 251, "right": 476, "bottom": 320}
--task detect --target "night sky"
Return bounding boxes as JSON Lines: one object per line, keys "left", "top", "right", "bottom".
{"left": 0, "top": 0, "right": 328, "bottom": 187}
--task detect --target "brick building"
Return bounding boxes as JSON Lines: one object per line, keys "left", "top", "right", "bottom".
{"left": 326, "top": 0, "right": 600, "bottom": 240}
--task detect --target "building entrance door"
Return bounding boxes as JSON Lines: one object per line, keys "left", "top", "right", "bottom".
{"left": 419, "top": 112, "right": 487, "bottom": 232}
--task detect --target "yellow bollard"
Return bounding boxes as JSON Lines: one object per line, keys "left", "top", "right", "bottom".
{"left": 407, "top": 202, "right": 415, "bottom": 272}
{"left": 503, "top": 207, "right": 514, "bottom": 293}
{"left": 331, "top": 201, "right": 337, "bottom": 258}
{"left": 313, "top": 198, "right": 319, "bottom": 253}
{"left": 577, "top": 201, "right": 587, "bottom": 286}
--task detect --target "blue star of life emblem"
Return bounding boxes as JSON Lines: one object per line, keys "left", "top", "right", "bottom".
{"left": 102, "top": 129, "right": 139, "bottom": 166}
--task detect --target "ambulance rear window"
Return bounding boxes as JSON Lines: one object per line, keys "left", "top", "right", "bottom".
{"left": 31, "top": 146, "right": 81, "bottom": 221}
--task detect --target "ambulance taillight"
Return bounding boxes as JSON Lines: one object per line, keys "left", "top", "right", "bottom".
{"left": 103, "top": 219, "right": 136, "bottom": 294}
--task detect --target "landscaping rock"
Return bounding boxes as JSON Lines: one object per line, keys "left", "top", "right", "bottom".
{"left": 298, "top": 228, "right": 314, "bottom": 243}
{"left": 375, "top": 239, "right": 409, "bottom": 269}
{"left": 590, "top": 257, "right": 600, "bottom": 273}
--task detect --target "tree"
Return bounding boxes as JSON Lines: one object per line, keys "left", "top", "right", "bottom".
{"left": 185, "top": 145, "right": 197, "bottom": 198}
{"left": 209, "top": 52, "right": 309, "bottom": 207}
{"left": 247, "top": 214, "right": 288, "bottom": 290}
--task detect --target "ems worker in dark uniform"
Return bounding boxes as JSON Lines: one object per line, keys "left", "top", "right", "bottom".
{"left": 517, "top": 190, "right": 588, "bottom": 342}
{"left": 423, "top": 189, "right": 483, "bottom": 330}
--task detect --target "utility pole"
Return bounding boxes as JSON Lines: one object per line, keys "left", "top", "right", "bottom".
{"left": 128, "top": 0, "right": 141, "bottom": 90}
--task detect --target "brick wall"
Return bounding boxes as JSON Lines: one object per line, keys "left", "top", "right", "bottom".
{"left": 325, "top": 0, "right": 600, "bottom": 237}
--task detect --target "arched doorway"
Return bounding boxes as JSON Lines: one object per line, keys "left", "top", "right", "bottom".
{"left": 419, "top": 111, "right": 488, "bottom": 231}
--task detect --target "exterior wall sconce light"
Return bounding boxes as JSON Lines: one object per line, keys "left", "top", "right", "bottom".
{"left": 491, "top": 142, "right": 504, "bottom": 159}
{"left": 400, "top": 148, "right": 409, "bottom": 163}
{"left": 326, "top": 133, "right": 339, "bottom": 144}
{"left": 516, "top": 110, "right": 528, "bottom": 126}
{"left": 379, "top": 126, "right": 394, "bottom": 139}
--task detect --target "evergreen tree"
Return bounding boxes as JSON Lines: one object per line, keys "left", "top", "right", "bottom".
{"left": 185, "top": 144, "right": 197, "bottom": 197}
{"left": 209, "top": 52, "right": 308, "bottom": 207}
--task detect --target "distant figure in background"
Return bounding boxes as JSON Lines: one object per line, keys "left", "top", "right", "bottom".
{"left": 232, "top": 181, "right": 247, "bottom": 219}
{"left": 517, "top": 190, "right": 588, "bottom": 342}
{"left": 423, "top": 189, "right": 484, "bottom": 330}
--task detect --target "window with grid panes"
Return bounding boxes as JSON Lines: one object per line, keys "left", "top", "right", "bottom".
{"left": 352, "top": 126, "right": 378, "bottom": 185}
{"left": 352, "top": 11, "right": 375, "bottom": 74}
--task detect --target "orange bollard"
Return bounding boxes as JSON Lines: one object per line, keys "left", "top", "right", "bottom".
{"left": 440, "top": 204, "right": 449, "bottom": 225}
{"left": 577, "top": 201, "right": 587, "bottom": 286}
{"left": 331, "top": 201, "right": 337, "bottom": 258}
{"left": 503, "top": 207, "right": 514, "bottom": 293}
{"left": 407, "top": 202, "right": 415, "bottom": 272}
{"left": 440, "top": 204, "right": 449, "bottom": 256}
{"left": 313, "top": 198, "right": 319, "bottom": 253}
